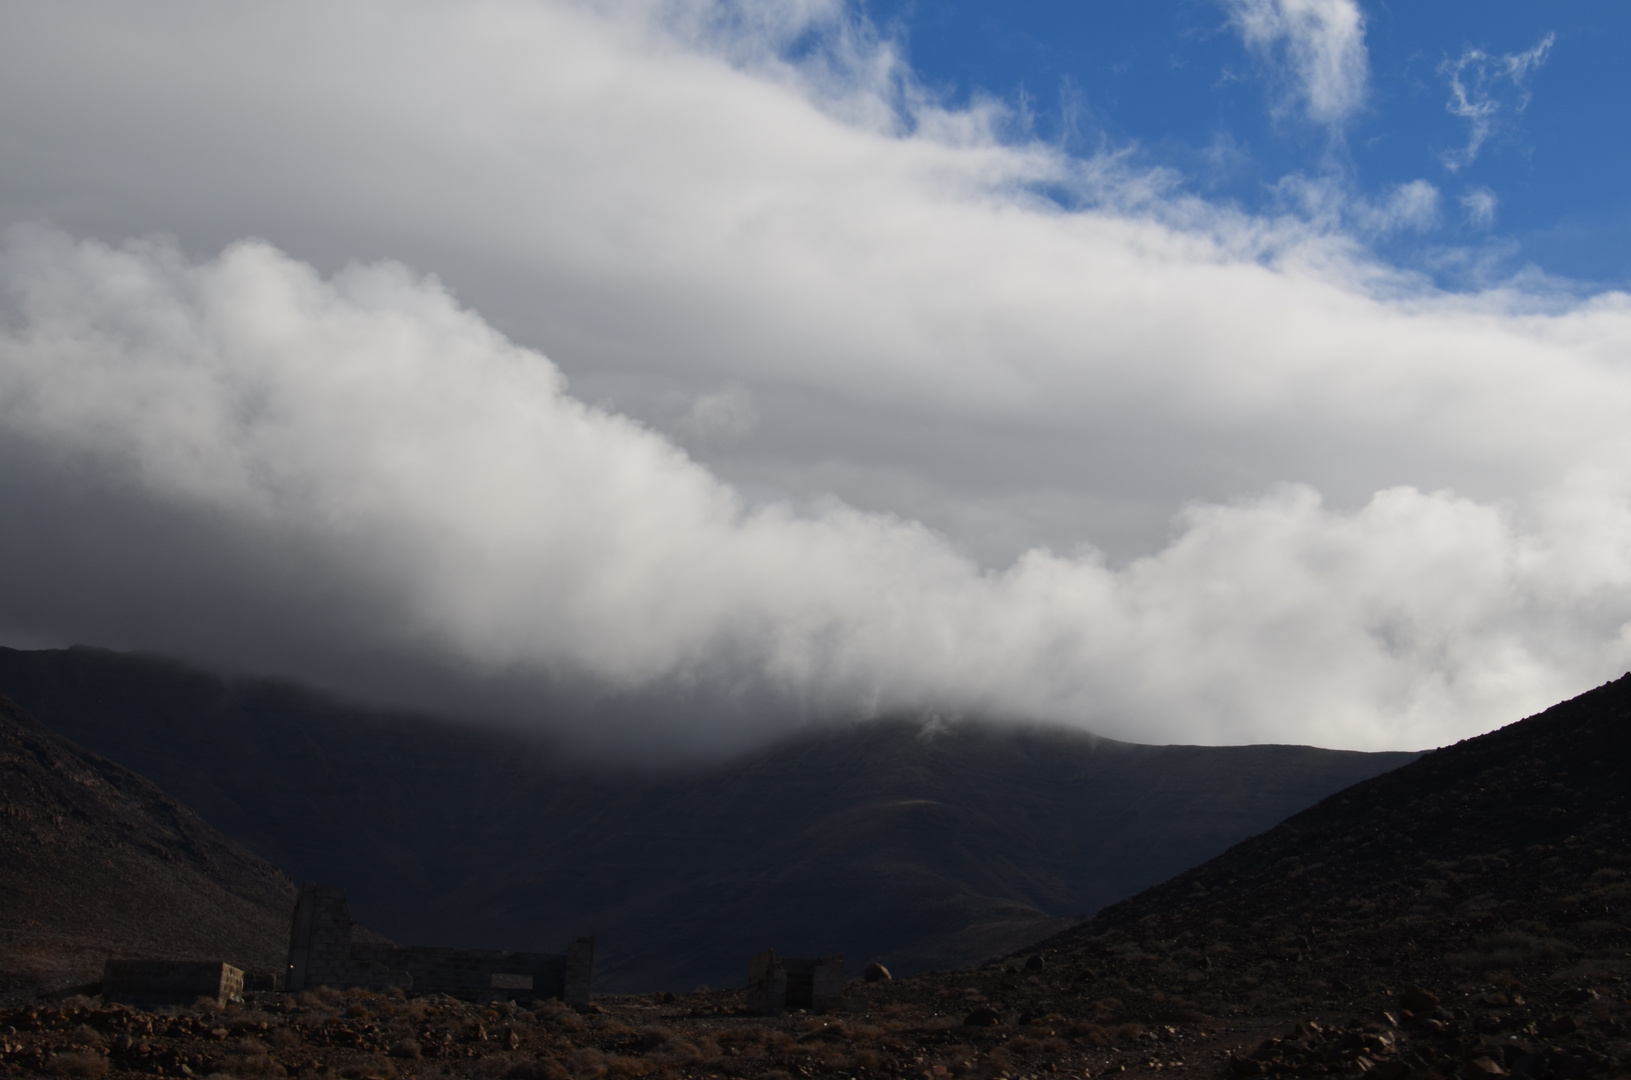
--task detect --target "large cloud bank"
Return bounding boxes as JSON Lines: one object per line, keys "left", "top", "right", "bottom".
{"left": 0, "top": 2, "right": 1629, "bottom": 753}
{"left": 4, "top": 226, "right": 1629, "bottom": 753}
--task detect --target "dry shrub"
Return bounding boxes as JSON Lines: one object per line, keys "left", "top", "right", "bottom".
{"left": 545, "top": 1009, "right": 587, "bottom": 1033}
{"left": 851, "top": 1048, "right": 881, "bottom": 1069}
{"left": 212, "top": 1045, "right": 286, "bottom": 1077}
{"left": 388, "top": 1039, "right": 421, "bottom": 1060}
{"left": 569, "top": 1045, "right": 609, "bottom": 1079}
{"left": 1113, "top": 1023, "right": 1145, "bottom": 1042}
{"left": 652, "top": 1038, "right": 702, "bottom": 1064}
{"left": 336, "top": 1053, "right": 397, "bottom": 1079}
{"left": 759, "top": 1072, "right": 793, "bottom": 1080}
{"left": 604, "top": 1054, "right": 656, "bottom": 1077}
{"left": 46, "top": 1050, "right": 109, "bottom": 1078}
{"left": 713, "top": 1026, "right": 768, "bottom": 1047}
{"left": 1062, "top": 1019, "right": 1100, "bottom": 1040}
{"left": 69, "top": 1024, "right": 105, "bottom": 1047}
{"left": 500, "top": 1058, "right": 571, "bottom": 1080}
{"left": 813, "top": 1046, "right": 850, "bottom": 1069}
{"left": 266, "top": 1027, "right": 303, "bottom": 1050}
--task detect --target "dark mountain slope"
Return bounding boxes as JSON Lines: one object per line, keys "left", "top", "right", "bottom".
{"left": 5, "top": 678, "right": 1626, "bottom": 1079}
{"left": 0, "top": 696, "right": 295, "bottom": 1003}
{"left": 862, "top": 671, "right": 1631, "bottom": 1076}
{"left": 0, "top": 646, "right": 1417, "bottom": 993}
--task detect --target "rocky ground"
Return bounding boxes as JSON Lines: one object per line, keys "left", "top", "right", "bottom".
{"left": 0, "top": 961, "right": 1625, "bottom": 1080}
{"left": 3, "top": 673, "right": 1627, "bottom": 1078}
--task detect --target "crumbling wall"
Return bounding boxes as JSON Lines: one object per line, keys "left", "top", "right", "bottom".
{"left": 284, "top": 884, "right": 591, "bottom": 1004}
{"left": 746, "top": 950, "right": 844, "bottom": 1015}
{"left": 284, "top": 885, "right": 410, "bottom": 992}
{"left": 103, "top": 960, "right": 244, "bottom": 1006}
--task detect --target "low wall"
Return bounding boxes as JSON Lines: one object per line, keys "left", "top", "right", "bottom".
{"left": 103, "top": 961, "right": 244, "bottom": 1006}
{"left": 285, "top": 884, "right": 592, "bottom": 1004}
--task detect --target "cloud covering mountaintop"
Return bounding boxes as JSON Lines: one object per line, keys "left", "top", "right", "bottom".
{"left": 0, "top": 1, "right": 1628, "bottom": 756}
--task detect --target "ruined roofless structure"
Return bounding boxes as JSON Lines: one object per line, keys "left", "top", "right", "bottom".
{"left": 746, "top": 950, "right": 845, "bottom": 1015}
{"left": 285, "top": 884, "right": 593, "bottom": 1005}
{"left": 102, "top": 960, "right": 245, "bottom": 1007}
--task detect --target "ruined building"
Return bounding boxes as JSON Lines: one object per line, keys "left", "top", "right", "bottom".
{"left": 102, "top": 960, "right": 245, "bottom": 1007}
{"left": 284, "top": 884, "right": 593, "bottom": 1005}
{"left": 745, "top": 950, "right": 845, "bottom": 1015}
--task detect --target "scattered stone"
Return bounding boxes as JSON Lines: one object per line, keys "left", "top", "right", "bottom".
{"left": 1400, "top": 987, "right": 1440, "bottom": 1015}
{"left": 962, "top": 1006, "right": 1002, "bottom": 1027}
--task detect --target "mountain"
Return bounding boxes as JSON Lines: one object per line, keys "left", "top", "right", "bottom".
{"left": 4, "top": 677, "right": 1623, "bottom": 1080}
{"left": 0, "top": 646, "right": 1416, "bottom": 992}
{"left": 866, "top": 670, "right": 1631, "bottom": 1076}
{"left": 0, "top": 696, "right": 295, "bottom": 1004}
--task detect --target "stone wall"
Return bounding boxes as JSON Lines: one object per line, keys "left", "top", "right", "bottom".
{"left": 745, "top": 950, "right": 844, "bottom": 1015}
{"left": 284, "top": 884, "right": 592, "bottom": 1005}
{"left": 103, "top": 961, "right": 244, "bottom": 1006}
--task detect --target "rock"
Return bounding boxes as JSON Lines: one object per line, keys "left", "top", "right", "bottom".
{"left": 1367, "top": 1062, "right": 1412, "bottom": 1080}
{"left": 1400, "top": 987, "right": 1441, "bottom": 1015}
{"left": 1024, "top": 954, "right": 1046, "bottom": 971}
{"left": 1463, "top": 1056, "right": 1506, "bottom": 1076}
{"left": 962, "top": 1006, "right": 1002, "bottom": 1027}
{"left": 1226, "top": 1055, "right": 1264, "bottom": 1075}
{"left": 863, "top": 962, "right": 891, "bottom": 983}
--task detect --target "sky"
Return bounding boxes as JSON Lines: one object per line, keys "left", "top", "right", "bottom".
{"left": 1, "top": 0, "right": 1629, "bottom": 759}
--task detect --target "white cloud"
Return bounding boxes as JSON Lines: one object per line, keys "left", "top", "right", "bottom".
{"left": 1226, "top": 0, "right": 1369, "bottom": 126}
{"left": 1275, "top": 175, "right": 1439, "bottom": 235}
{"left": 676, "top": 382, "right": 760, "bottom": 444}
{"left": 3, "top": 227, "right": 1631, "bottom": 756}
{"left": 1440, "top": 33, "right": 1555, "bottom": 172}
{"left": 1461, "top": 187, "right": 1498, "bottom": 228}
{"left": 0, "top": 3, "right": 1626, "bottom": 755}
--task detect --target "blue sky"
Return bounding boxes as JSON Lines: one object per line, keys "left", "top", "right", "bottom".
{"left": 2, "top": 1, "right": 1631, "bottom": 757}
{"left": 866, "top": 1, "right": 1628, "bottom": 285}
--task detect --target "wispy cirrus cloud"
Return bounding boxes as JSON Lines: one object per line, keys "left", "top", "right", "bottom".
{"left": 1461, "top": 188, "right": 1498, "bottom": 229}
{"left": 1226, "top": 0, "right": 1369, "bottom": 127}
{"left": 1440, "top": 33, "right": 1555, "bottom": 172}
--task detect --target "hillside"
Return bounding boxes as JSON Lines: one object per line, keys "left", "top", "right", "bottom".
{"left": 869, "top": 669, "right": 1631, "bottom": 1075}
{"left": 2, "top": 676, "right": 1624, "bottom": 1078}
{"left": 0, "top": 646, "right": 1416, "bottom": 992}
{"left": 0, "top": 697, "right": 295, "bottom": 1004}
